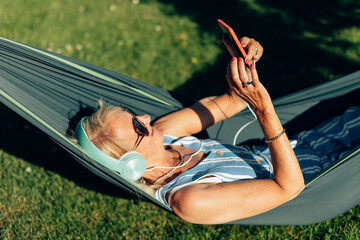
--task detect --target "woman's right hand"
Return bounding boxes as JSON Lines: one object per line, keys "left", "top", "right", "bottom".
{"left": 222, "top": 35, "right": 263, "bottom": 66}
{"left": 226, "top": 57, "right": 272, "bottom": 113}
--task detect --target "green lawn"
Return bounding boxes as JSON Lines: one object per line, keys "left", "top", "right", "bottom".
{"left": 1, "top": 0, "right": 360, "bottom": 239}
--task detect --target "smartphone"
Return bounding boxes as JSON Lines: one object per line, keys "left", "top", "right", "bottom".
{"left": 217, "top": 19, "right": 247, "bottom": 59}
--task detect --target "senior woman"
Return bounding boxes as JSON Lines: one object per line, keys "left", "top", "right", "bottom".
{"left": 75, "top": 37, "right": 360, "bottom": 224}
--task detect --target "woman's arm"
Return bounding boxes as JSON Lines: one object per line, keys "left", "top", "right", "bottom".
{"left": 169, "top": 58, "right": 305, "bottom": 224}
{"left": 153, "top": 93, "right": 247, "bottom": 137}
{"left": 171, "top": 128, "right": 304, "bottom": 224}
{"left": 153, "top": 37, "right": 263, "bottom": 137}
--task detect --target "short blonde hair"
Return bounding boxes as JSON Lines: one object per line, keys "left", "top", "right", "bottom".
{"left": 79, "top": 100, "right": 159, "bottom": 195}
{"left": 82, "top": 100, "right": 131, "bottom": 157}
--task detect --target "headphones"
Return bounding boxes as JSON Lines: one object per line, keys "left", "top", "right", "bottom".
{"left": 75, "top": 117, "right": 147, "bottom": 181}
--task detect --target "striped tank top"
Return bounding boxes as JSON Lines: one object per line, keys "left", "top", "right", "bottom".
{"left": 155, "top": 135, "right": 274, "bottom": 207}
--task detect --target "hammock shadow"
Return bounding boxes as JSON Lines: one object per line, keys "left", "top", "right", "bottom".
{"left": 0, "top": 103, "right": 140, "bottom": 202}
{"left": 284, "top": 88, "right": 360, "bottom": 136}
{"left": 154, "top": 0, "right": 360, "bottom": 99}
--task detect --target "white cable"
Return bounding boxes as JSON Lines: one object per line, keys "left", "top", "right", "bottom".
{"left": 232, "top": 103, "right": 257, "bottom": 145}
{"left": 145, "top": 140, "right": 204, "bottom": 172}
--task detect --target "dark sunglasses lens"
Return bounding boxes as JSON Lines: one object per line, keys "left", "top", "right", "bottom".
{"left": 132, "top": 118, "right": 149, "bottom": 136}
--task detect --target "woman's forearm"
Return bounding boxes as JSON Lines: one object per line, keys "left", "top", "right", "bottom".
{"left": 256, "top": 105, "right": 304, "bottom": 195}
{"left": 224, "top": 58, "right": 304, "bottom": 195}
{"left": 195, "top": 93, "right": 247, "bottom": 126}
{"left": 153, "top": 93, "right": 247, "bottom": 137}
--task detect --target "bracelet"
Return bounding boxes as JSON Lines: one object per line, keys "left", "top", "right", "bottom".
{"left": 265, "top": 129, "right": 286, "bottom": 143}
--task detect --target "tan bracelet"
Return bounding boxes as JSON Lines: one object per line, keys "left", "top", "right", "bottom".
{"left": 265, "top": 129, "right": 286, "bottom": 143}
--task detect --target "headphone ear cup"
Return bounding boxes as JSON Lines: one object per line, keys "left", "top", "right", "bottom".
{"left": 119, "top": 151, "right": 147, "bottom": 181}
{"left": 76, "top": 118, "right": 147, "bottom": 181}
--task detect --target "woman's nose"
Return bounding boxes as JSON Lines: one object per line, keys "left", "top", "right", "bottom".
{"left": 137, "top": 114, "right": 151, "bottom": 126}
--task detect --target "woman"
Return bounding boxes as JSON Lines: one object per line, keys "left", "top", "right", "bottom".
{"left": 76, "top": 37, "right": 360, "bottom": 224}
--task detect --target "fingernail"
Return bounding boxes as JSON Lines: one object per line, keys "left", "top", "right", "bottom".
{"left": 245, "top": 59, "right": 250, "bottom": 64}
{"left": 250, "top": 63, "right": 254, "bottom": 68}
{"left": 238, "top": 57, "right": 243, "bottom": 63}
{"left": 232, "top": 57, "right": 236, "bottom": 62}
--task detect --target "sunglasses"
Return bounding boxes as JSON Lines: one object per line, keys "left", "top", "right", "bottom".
{"left": 119, "top": 105, "right": 149, "bottom": 149}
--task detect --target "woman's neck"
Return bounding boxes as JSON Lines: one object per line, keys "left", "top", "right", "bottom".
{"left": 143, "top": 146, "right": 182, "bottom": 184}
{"left": 144, "top": 145, "right": 206, "bottom": 185}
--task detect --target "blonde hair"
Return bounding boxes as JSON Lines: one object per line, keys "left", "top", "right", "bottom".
{"left": 82, "top": 100, "right": 131, "bottom": 157}
{"left": 78, "top": 100, "right": 159, "bottom": 195}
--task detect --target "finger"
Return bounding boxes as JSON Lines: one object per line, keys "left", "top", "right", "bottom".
{"left": 230, "top": 57, "right": 241, "bottom": 82}
{"left": 239, "top": 36, "right": 250, "bottom": 48}
{"left": 222, "top": 34, "right": 239, "bottom": 58}
{"left": 249, "top": 64, "right": 260, "bottom": 86}
{"left": 226, "top": 59, "right": 241, "bottom": 92}
{"left": 252, "top": 43, "right": 263, "bottom": 62}
{"left": 230, "top": 57, "right": 245, "bottom": 89}
{"left": 226, "top": 71, "right": 236, "bottom": 90}
{"left": 244, "top": 39, "right": 259, "bottom": 65}
{"left": 237, "top": 57, "right": 249, "bottom": 84}
{"left": 245, "top": 65, "right": 253, "bottom": 83}
{"left": 226, "top": 58, "right": 237, "bottom": 85}
{"left": 226, "top": 60, "right": 232, "bottom": 81}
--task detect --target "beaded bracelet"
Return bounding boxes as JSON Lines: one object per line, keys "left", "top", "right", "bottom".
{"left": 265, "top": 129, "right": 286, "bottom": 143}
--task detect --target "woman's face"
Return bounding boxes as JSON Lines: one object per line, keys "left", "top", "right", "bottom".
{"left": 106, "top": 108, "right": 165, "bottom": 161}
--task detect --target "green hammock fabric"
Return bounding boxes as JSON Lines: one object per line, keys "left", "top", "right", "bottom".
{"left": 1, "top": 37, "right": 360, "bottom": 225}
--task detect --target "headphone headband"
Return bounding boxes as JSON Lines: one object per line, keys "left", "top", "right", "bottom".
{"left": 75, "top": 117, "right": 147, "bottom": 181}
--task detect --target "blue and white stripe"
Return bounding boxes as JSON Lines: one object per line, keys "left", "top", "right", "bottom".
{"left": 293, "top": 106, "right": 360, "bottom": 181}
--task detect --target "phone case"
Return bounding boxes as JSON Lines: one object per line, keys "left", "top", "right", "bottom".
{"left": 217, "top": 19, "right": 247, "bottom": 58}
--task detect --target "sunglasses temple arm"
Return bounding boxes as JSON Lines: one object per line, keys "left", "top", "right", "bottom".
{"left": 133, "top": 135, "right": 145, "bottom": 150}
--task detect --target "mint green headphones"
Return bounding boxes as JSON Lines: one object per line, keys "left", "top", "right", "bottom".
{"left": 75, "top": 117, "right": 147, "bottom": 181}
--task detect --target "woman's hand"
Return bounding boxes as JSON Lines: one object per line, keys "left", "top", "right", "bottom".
{"left": 222, "top": 35, "right": 263, "bottom": 66}
{"left": 226, "top": 57, "right": 272, "bottom": 112}
{"left": 152, "top": 37, "right": 264, "bottom": 137}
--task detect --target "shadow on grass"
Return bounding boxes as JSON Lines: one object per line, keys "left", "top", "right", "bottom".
{"left": 149, "top": 0, "right": 360, "bottom": 99}
{"left": 0, "top": 103, "right": 137, "bottom": 201}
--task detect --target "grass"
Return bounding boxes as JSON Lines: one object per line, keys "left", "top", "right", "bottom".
{"left": 1, "top": 0, "right": 360, "bottom": 239}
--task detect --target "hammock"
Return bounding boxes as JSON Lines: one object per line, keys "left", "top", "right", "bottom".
{"left": 1, "top": 37, "right": 360, "bottom": 225}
